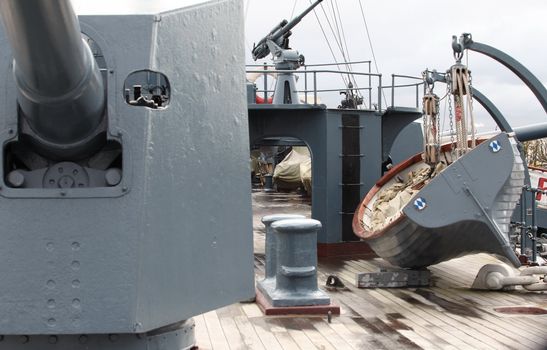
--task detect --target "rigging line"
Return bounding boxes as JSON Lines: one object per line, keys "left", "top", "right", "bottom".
{"left": 332, "top": 0, "right": 351, "bottom": 69}
{"left": 290, "top": 0, "right": 298, "bottom": 19}
{"left": 441, "top": 93, "right": 447, "bottom": 137}
{"left": 244, "top": 0, "right": 253, "bottom": 56}
{"left": 321, "top": 0, "right": 361, "bottom": 99}
{"left": 333, "top": 0, "right": 363, "bottom": 100}
{"left": 358, "top": 0, "right": 387, "bottom": 107}
{"left": 330, "top": 1, "right": 344, "bottom": 56}
{"left": 317, "top": 1, "right": 348, "bottom": 66}
{"left": 317, "top": 0, "right": 353, "bottom": 88}
{"left": 329, "top": 1, "right": 353, "bottom": 78}
{"left": 307, "top": 0, "right": 348, "bottom": 87}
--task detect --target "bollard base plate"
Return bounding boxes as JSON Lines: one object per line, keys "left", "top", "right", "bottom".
{"left": 255, "top": 288, "right": 340, "bottom": 316}
{"left": 256, "top": 278, "right": 275, "bottom": 297}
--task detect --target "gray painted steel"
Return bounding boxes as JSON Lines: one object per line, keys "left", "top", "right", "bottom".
{"left": 455, "top": 33, "right": 547, "bottom": 114}
{"left": 0, "top": 0, "right": 106, "bottom": 159}
{"left": 513, "top": 123, "right": 547, "bottom": 142}
{"left": 381, "top": 107, "right": 422, "bottom": 162}
{"left": 0, "top": 0, "right": 254, "bottom": 339}
{"left": 1, "top": 319, "right": 196, "bottom": 350}
{"left": 388, "top": 121, "right": 423, "bottom": 165}
{"left": 257, "top": 214, "right": 306, "bottom": 296}
{"left": 366, "top": 133, "right": 524, "bottom": 268}
{"left": 272, "top": 73, "right": 300, "bottom": 105}
{"left": 264, "top": 219, "right": 330, "bottom": 307}
{"left": 248, "top": 105, "right": 418, "bottom": 243}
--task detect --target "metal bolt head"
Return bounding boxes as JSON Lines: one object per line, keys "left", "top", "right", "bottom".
{"left": 78, "top": 335, "right": 88, "bottom": 344}
{"left": 48, "top": 335, "right": 58, "bottom": 344}
{"left": 7, "top": 170, "right": 25, "bottom": 188}
{"left": 58, "top": 175, "right": 75, "bottom": 188}
{"left": 105, "top": 168, "right": 122, "bottom": 186}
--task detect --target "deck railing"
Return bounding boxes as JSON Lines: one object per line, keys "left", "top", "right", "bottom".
{"left": 246, "top": 61, "right": 424, "bottom": 111}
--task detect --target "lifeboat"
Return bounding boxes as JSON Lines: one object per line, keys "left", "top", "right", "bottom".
{"left": 353, "top": 133, "right": 524, "bottom": 268}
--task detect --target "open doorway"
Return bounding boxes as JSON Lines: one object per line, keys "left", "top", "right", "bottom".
{"left": 250, "top": 137, "right": 312, "bottom": 257}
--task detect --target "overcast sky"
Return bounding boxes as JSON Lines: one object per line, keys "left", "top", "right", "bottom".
{"left": 73, "top": 0, "right": 546, "bottom": 131}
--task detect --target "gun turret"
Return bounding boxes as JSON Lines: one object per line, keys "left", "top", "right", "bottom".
{"left": 0, "top": 0, "right": 105, "bottom": 159}
{"left": 252, "top": 0, "right": 323, "bottom": 60}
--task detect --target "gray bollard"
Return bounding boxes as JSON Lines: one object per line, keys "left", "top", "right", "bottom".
{"left": 267, "top": 218, "right": 330, "bottom": 307}
{"left": 257, "top": 214, "right": 306, "bottom": 296}
{"left": 263, "top": 174, "right": 274, "bottom": 192}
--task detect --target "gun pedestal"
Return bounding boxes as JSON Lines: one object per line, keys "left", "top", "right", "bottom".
{"left": 251, "top": 0, "right": 323, "bottom": 105}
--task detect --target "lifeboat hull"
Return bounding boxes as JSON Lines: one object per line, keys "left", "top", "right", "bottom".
{"left": 353, "top": 133, "right": 524, "bottom": 268}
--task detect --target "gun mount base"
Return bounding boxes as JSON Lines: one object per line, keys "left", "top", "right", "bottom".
{"left": 0, "top": 319, "right": 196, "bottom": 350}
{"left": 273, "top": 73, "right": 300, "bottom": 105}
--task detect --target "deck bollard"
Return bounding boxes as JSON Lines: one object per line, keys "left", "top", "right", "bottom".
{"left": 257, "top": 214, "right": 306, "bottom": 296}
{"left": 263, "top": 174, "right": 274, "bottom": 192}
{"left": 267, "top": 218, "right": 331, "bottom": 307}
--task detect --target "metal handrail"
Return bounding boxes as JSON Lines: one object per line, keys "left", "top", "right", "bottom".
{"left": 304, "top": 60, "right": 371, "bottom": 67}
{"left": 256, "top": 87, "right": 373, "bottom": 94}
{"left": 247, "top": 68, "right": 382, "bottom": 108}
{"left": 389, "top": 74, "right": 424, "bottom": 108}
{"left": 246, "top": 59, "right": 372, "bottom": 68}
{"left": 245, "top": 69, "right": 380, "bottom": 77}
{"left": 246, "top": 66, "right": 424, "bottom": 111}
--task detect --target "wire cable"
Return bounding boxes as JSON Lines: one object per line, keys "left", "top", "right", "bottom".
{"left": 308, "top": 0, "right": 348, "bottom": 87}
{"left": 290, "top": 0, "right": 298, "bottom": 19}
{"left": 358, "top": 0, "right": 387, "bottom": 108}
{"left": 244, "top": 0, "right": 253, "bottom": 54}
{"left": 333, "top": 0, "right": 363, "bottom": 102}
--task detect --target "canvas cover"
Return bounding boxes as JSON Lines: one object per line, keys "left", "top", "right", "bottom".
{"left": 273, "top": 147, "right": 310, "bottom": 189}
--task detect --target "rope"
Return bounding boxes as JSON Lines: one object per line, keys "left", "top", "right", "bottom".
{"left": 357, "top": 0, "right": 387, "bottom": 108}
{"left": 422, "top": 93, "right": 440, "bottom": 165}
{"left": 334, "top": 0, "right": 352, "bottom": 68}
{"left": 462, "top": 71, "right": 476, "bottom": 147}
{"left": 332, "top": 0, "right": 363, "bottom": 103}
{"left": 316, "top": 1, "right": 351, "bottom": 72}
{"left": 308, "top": 0, "right": 349, "bottom": 87}
{"left": 449, "top": 65, "right": 479, "bottom": 157}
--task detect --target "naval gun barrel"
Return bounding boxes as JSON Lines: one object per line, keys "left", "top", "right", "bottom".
{"left": 0, "top": 0, "right": 105, "bottom": 158}
{"left": 252, "top": 0, "right": 323, "bottom": 60}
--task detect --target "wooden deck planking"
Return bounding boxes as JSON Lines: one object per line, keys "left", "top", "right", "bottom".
{"left": 218, "top": 317, "right": 247, "bottom": 350}
{"left": 268, "top": 325, "right": 301, "bottom": 350}
{"left": 194, "top": 257, "right": 546, "bottom": 350}
{"left": 428, "top": 285, "right": 547, "bottom": 346}
{"left": 290, "top": 318, "right": 338, "bottom": 350}
{"left": 310, "top": 318, "right": 356, "bottom": 350}
{"left": 324, "top": 256, "right": 545, "bottom": 349}
{"left": 203, "top": 311, "right": 230, "bottom": 350}
{"left": 233, "top": 315, "right": 267, "bottom": 350}
{"left": 194, "top": 314, "right": 214, "bottom": 350}
{"left": 249, "top": 318, "right": 284, "bottom": 350}
{"left": 193, "top": 191, "right": 547, "bottom": 350}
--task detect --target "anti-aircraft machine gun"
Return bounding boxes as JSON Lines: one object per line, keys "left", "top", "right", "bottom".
{"left": 252, "top": 0, "right": 323, "bottom": 104}
{"left": 0, "top": 1, "right": 253, "bottom": 349}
